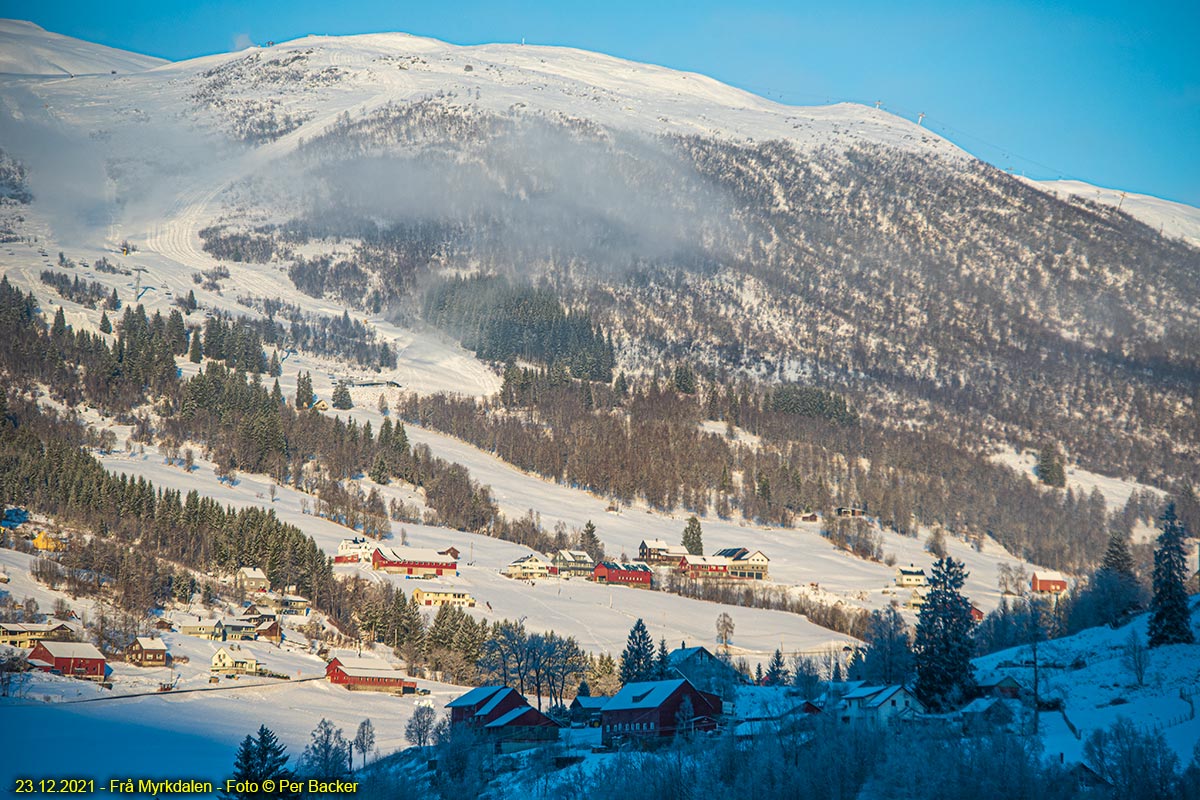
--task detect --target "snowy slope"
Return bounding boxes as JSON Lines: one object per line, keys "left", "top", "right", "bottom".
{"left": 1033, "top": 178, "right": 1200, "bottom": 247}
{"left": 0, "top": 19, "right": 166, "bottom": 76}
{"left": 975, "top": 601, "right": 1200, "bottom": 765}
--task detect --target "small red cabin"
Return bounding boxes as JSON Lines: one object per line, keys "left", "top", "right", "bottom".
{"left": 1031, "top": 570, "right": 1068, "bottom": 595}
{"left": 447, "top": 686, "right": 531, "bottom": 727}
{"left": 29, "top": 641, "right": 106, "bottom": 680}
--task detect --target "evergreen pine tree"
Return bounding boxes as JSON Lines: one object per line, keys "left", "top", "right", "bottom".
{"left": 52, "top": 306, "right": 66, "bottom": 337}
{"left": 188, "top": 331, "right": 202, "bottom": 363}
{"left": 613, "top": 372, "right": 628, "bottom": 398}
{"left": 220, "top": 725, "right": 297, "bottom": 800}
{"left": 755, "top": 662, "right": 764, "bottom": 685}
{"left": 764, "top": 648, "right": 788, "bottom": 685}
{"left": 1036, "top": 443, "right": 1066, "bottom": 488}
{"left": 369, "top": 454, "right": 390, "bottom": 485}
{"left": 577, "top": 678, "right": 591, "bottom": 697}
{"left": 656, "top": 638, "right": 671, "bottom": 679}
{"left": 332, "top": 380, "right": 353, "bottom": 410}
{"left": 107, "top": 287, "right": 120, "bottom": 311}
{"left": 673, "top": 364, "right": 697, "bottom": 394}
{"left": 268, "top": 351, "right": 281, "bottom": 377}
{"left": 579, "top": 520, "right": 604, "bottom": 562}
{"left": 1149, "top": 503, "right": 1194, "bottom": 648}
{"left": 619, "top": 618, "right": 655, "bottom": 684}
{"left": 295, "top": 372, "right": 313, "bottom": 409}
{"left": 913, "top": 557, "right": 977, "bottom": 711}
{"left": 1101, "top": 528, "right": 1136, "bottom": 577}
{"left": 185, "top": 289, "right": 197, "bottom": 312}
{"left": 682, "top": 516, "right": 703, "bottom": 556}
{"left": 99, "top": 312, "right": 112, "bottom": 334}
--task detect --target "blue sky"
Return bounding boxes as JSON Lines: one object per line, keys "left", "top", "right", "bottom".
{"left": 7, "top": 0, "right": 1199, "bottom": 206}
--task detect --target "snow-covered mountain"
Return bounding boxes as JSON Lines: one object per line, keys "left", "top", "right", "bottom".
{"left": 1, "top": 21, "right": 1198, "bottom": 496}
{"left": 0, "top": 19, "right": 166, "bottom": 76}
{"left": 1034, "top": 178, "right": 1200, "bottom": 247}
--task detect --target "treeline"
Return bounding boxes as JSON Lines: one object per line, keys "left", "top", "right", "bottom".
{"left": 423, "top": 275, "right": 614, "bottom": 381}
{"left": 399, "top": 369, "right": 1127, "bottom": 571}
{"left": 236, "top": 297, "right": 397, "bottom": 370}
{"left": 0, "top": 395, "right": 348, "bottom": 623}
{"left": 39, "top": 271, "right": 118, "bottom": 310}
{"left": 0, "top": 278, "right": 177, "bottom": 413}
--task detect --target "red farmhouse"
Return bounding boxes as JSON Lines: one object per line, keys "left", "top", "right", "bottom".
{"left": 29, "top": 641, "right": 107, "bottom": 681}
{"left": 678, "top": 555, "right": 729, "bottom": 579}
{"left": 447, "top": 685, "right": 530, "bottom": 727}
{"left": 591, "top": 561, "right": 652, "bottom": 587}
{"left": 325, "top": 656, "right": 416, "bottom": 693}
{"left": 601, "top": 678, "right": 722, "bottom": 746}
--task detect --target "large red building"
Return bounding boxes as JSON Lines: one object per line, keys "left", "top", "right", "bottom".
{"left": 601, "top": 678, "right": 722, "bottom": 746}
{"left": 29, "top": 641, "right": 106, "bottom": 681}
{"left": 590, "top": 561, "right": 652, "bottom": 587}
{"left": 325, "top": 656, "right": 416, "bottom": 693}
{"left": 371, "top": 547, "right": 457, "bottom": 578}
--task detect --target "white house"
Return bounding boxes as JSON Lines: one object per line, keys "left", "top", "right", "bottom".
{"left": 235, "top": 567, "right": 270, "bottom": 592}
{"left": 895, "top": 565, "right": 927, "bottom": 588}
{"left": 838, "top": 685, "right": 925, "bottom": 726}
{"left": 502, "top": 553, "right": 554, "bottom": 580}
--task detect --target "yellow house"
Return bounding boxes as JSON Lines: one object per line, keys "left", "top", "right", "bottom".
{"left": 310, "top": 399, "right": 329, "bottom": 412}
{"left": 412, "top": 587, "right": 477, "bottom": 608}
{"left": 32, "top": 531, "right": 66, "bottom": 552}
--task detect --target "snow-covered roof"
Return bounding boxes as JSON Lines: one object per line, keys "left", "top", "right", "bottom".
{"left": 35, "top": 641, "right": 104, "bottom": 660}
{"left": 571, "top": 695, "right": 607, "bottom": 709}
{"left": 641, "top": 539, "right": 671, "bottom": 549}
{"left": 485, "top": 706, "right": 547, "bottom": 728}
{"left": 682, "top": 555, "right": 730, "bottom": 567}
{"left": 133, "top": 637, "right": 167, "bottom": 651}
{"left": 1033, "top": 569, "right": 1067, "bottom": 582}
{"left": 377, "top": 547, "right": 457, "bottom": 564}
{"left": 555, "top": 550, "right": 593, "bottom": 563}
{"left": 604, "top": 679, "right": 687, "bottom": 711}
{"left": 476, "top": 687, "right": 520, "bottom": 717}
{"left": 446, "top": 685, "right": 507, "bottom": 708}
{"left": 238, "top": 567, "right": 268, "bottom": 580}
{"left": 597, "top": 561, "right": 652, "bottom": 572}
{"left": 337, "top": 665, "right": 411, "bottom": 680}
{"left": 330, "top": 656, "right": 398, "bottom": 671}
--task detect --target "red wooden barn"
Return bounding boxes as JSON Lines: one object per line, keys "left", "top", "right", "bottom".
{"left": 371, "top": 547, "right": 457, "bottom": 578}
{"left": 601, "top": 678, "right": 722, "bottom": 746}
{"left": 29, "top": 641, "right": 106, "bottom": 680}
{"left": 325, "top": 656, "right": 416, "bottom": 693}
{"left": 590, "top": 561, "right": 652, "bottom": 587}
{"left": 446, "top": 685, "right": 530, "bottom": 727}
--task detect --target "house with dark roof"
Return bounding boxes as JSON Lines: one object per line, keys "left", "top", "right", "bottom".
{"left": 569, "top": 694, "right": 606, "bottom": 726}
{"left": 667, "top": 645, "right": 746, "bottom": 696}
{"left": 712, "top": 547, "right": 770, "bottom": 580}
{"left": 601, "top": 678, "right": 722, "bottom": 747}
